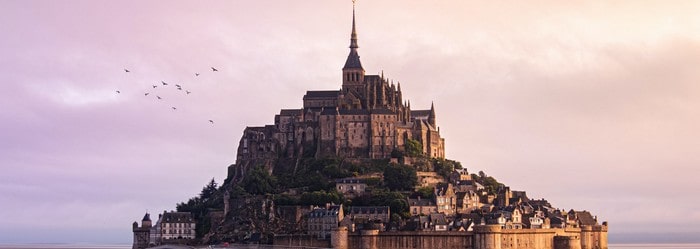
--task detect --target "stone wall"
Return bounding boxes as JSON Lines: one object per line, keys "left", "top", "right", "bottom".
{"left": 273, "top": 234, "right": 331, "bottom": 248}
{"left": 321, "top": 224, "right": 607, "bottom": 249}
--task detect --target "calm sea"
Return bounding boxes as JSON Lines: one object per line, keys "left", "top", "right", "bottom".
{"left": 0, "top": 244, "right": 699, "bottom": 249}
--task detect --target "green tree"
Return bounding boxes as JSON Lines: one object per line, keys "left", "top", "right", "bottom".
{"left": 405, "top": 139, "right": 422, "bottom": 157}
{"left": 383, "top": 164, "right": 417, "bottom": 191}
{"left": 242, "top": 166, "right": 277, "bottom": 195}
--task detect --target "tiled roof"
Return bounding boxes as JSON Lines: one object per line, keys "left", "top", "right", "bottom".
{"left": 304, "top": 90, "right": 339, "bottom": 99}
{"left": 348, "top": 206, "right": 389, "bottom": 215}
{"left": 343, "top": 50, "right": 363, "bottom": 69}
{"left": 280, "top": 109, "right": 302, "bottom": 116}
{"left": 339, "top": 109, "right": 369, "bottom": 115}
{"left": 411, "top": 110, "right": 431, "bottom": 118}
{"left": 162, "top": 212, "right": 194, "bottom": 223}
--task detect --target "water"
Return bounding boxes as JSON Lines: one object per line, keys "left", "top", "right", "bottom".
{"left": 610, "top": 244, "right": 700, "bottom": 249}
{"left": 1, "top": 244, "right": 698, "bottom": 249}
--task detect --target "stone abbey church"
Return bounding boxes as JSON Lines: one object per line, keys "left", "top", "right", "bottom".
{"left": 233, "top": 7, "right": 445, "bottom": 174}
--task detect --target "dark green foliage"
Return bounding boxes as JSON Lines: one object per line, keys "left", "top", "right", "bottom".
{"left": 432, "top": 158, "right": 463, "bottom": 179}
{"left": 242, "top": 166, "right": 277, "bottom": 195}
{"left": 273, "top": 194, "right": 300, "bottom": 205}
{"left": 390, "top": 148, "right": 404, "bottom": 158}
{"left": 416, "top": 186, "right": 435, "bottom": 199}
{"left": 383, "top": 163, "right": 417, "bottom": 191}
{"left": 472, "top": 171, "right": 501, "bottom": 195}
{"left": 299, "top": 190, "right": 344, "bottom": 206}
{"left": 405, "top": 139, "right": 422, "bottom": 157}
{"left": 352, "top": 189, "right": 410, "bottom": 218}
{"left": 176, "top": 178, "right": 223, "bottom": 239}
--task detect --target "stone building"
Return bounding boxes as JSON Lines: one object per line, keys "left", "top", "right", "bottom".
{"left": 132, "top": 213, "right": 151, "bottom": 249}
{"left": 229, "top": 4, "right": 445, "bottom": 181}
{"left": 308, "top": 204, "right": 344, "bottom": 239}
{"left": 346, "top": 206, "right": 391, "bottom": 223}
{"left": 335, "top": 178, "right": 367, "bottom": 198}
{"left": 160, "top": 211, "right": 196, "bottom": 240}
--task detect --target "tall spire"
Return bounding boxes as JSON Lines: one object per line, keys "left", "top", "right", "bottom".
{"left": 343, "top": 1, "right": 363, "bottom": 70}
{"left": 350, "top": 1, "right": 358, "bottom": 49}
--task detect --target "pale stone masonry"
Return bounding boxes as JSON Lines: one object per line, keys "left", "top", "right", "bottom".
{"left": 228, "top": 4, "right": 445, "bottom": 182}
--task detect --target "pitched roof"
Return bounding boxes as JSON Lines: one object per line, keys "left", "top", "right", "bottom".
{"left": 339, "top": 109, "right": 369, "bottom": 115}
{"left": 304, "top": 90, "right": 339, "bottom": 99}
{"left": 408, "top": 198, "right": 435, "bottom": 207}
{"left": 162, "top": 212, "right": 194, "bottom": 223}
{"left": 411, "top": 110, "right": 431, "bottom": 118}
{"left": 575, "top": 211, "right": 598, "bottom": 226}
{"left": 343, "top": 49, "right": 363, "bottom": 69}
{"left": 348, "top": 206, "right": 390, "bottom": 215}
{"left": 279, "top": 109, "right": 302, "bottom": 116}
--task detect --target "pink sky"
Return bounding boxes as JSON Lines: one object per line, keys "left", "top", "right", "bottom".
{"left": 1, "top": 0, "right": 699, "bottom": 243}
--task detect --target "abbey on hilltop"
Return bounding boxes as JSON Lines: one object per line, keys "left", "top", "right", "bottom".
{"left": 230, "top": 5, "right": 445, "bottom": 178}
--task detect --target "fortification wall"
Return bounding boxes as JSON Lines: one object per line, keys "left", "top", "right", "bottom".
{"left": 347, "top": 230, "right": 473, "bottom": 249}
{"left": 272, "top": 234, "right": 331, "bottom": 248}
{"left": 277, "top": 224, "right": 607, "bottom": 249}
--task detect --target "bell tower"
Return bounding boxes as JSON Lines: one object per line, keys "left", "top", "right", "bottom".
{"left": 342, "top": 1, "right": 365, "bottom": 93}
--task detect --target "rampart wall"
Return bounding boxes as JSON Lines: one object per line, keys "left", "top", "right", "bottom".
{"left": 275, "top": 224, "right": 607, "bottom": 249}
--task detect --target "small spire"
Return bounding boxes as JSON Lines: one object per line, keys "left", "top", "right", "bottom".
{"left": 350, "top": 1, "right": 358, "bottom": 49}
{"left": 397, "top": 82, "right": 401, "bottom": 92}
{"left": 381, "top": 70, "right": 384, "bottom": 79}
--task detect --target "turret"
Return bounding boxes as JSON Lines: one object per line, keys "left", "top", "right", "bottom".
{"left": 141, "top": 213, "right": 152, "bottom": 228}
{"left": 429, "top": 102, "right": 436, "bottom": 127}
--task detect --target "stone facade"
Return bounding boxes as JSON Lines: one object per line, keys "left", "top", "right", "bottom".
{"left": 228, "top": 4, "right": 445, "bottom": 182}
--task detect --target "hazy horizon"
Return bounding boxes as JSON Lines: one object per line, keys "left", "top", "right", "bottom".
{"left": 1, "top": 0, "right": 699, "bottom": 244}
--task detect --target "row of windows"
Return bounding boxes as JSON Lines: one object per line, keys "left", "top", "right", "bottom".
{"left": 163, "top": 223, "right": 192, "bottom": 228}
{"left": 162, "top": 229, "right": 192, "bottom": 234}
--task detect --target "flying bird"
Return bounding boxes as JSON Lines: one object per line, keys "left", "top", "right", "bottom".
{"left": 152, "top": 85, "right": 157, "bottom": 88}
{"left": 195, "top": 73, "right": 200, "bottom": 76}
{"left": 175, "top": 84, "right": 181, "bottom": 88}
{"left": 157, "top": 96, "right": 162, "bottom": 100}
{"left": 209, "top": 120, "right": 214, "bottom": 124}
{"left": 161, "top": 81, "right": 168, "bottom": 86}
{"left": 211, "top": 67, "right": 218, "bottom": 72}
{"left": 116, "top": 90, "right": 121, "bottom": 93}
{"left": 186, "top": 90, "right": 191, "bottom": 94}
{"left": 124, "top": 69, "right": 130, "bottom": 73}
{"left": 177, "top": 87, "right": 182, "bottom": 91}
{"left": 172, "top": 107, "right": 177, "bottom": 110}
{"left": 144, "top": 93, "right": 149, "bottom": 96}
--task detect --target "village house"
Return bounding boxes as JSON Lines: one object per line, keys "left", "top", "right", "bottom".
{"left": 335, "top": 177, "right": 367, "bottom": 198}
{"left": 308, "top": 204, "right": 343, "bottom": 239}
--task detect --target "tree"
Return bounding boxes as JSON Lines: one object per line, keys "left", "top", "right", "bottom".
{"left": 405, "top": 139, "right": 422, "bottom": 157}
{"left": 242, "top": 166, "right": 277, "bottom": 195}
{"left": 384, "top": 164, "right": 417, "bottom": 191}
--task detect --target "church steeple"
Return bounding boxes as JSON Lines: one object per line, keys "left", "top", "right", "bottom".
{"left": 343, "top": 3, "right": 363, "bottom": 70}
{"left": 342, "top": 1, "right": 365, "bottom": 91}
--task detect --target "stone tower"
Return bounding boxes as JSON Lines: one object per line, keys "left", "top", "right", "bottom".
{"left": 342, "top": 3, "right": 365, "bottom": 94}
{"left": 132, "top": 213, "right": 152, "bottom": 249}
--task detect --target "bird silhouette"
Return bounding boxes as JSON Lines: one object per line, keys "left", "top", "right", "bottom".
{"left": 177, "top": 87, "right": 182, "bottom": 91}
{"left": 209, "top": 120, "right": 214, "bottom": 124}
{"left": 144, "top": 93, "right": 149, "bottom": 96}
{"left": 116, "top": 90, "right": 121, "bottom": 94}
{"left": 195, "top": 73, "right": 200, "bottom": 76}
{"left": 152, "top": 85, "right": 157, "bottom": 88}
{"left": 124, "top": 69, "right": 130, "bottom": 73}
{"left": 162, "top": 81, "right": 168, "bottom": 86}
{"left": 175, "top": 84, "right": 181, "bottom": 88}
{"left": 211, "top": 67, "right": 218, "bottom": 72}
{"left": 186, "top": 90, "right": 191, "bottom": 94}
{"left": 157, "top": 96, "right": 162, "bottom": 100}
{"left": 172, "top": 107, "right": 177, "bottom": 110}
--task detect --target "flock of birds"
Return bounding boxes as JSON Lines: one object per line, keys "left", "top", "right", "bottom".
{"left": 118, "top": 67, "right": 220, "bottom": 125}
